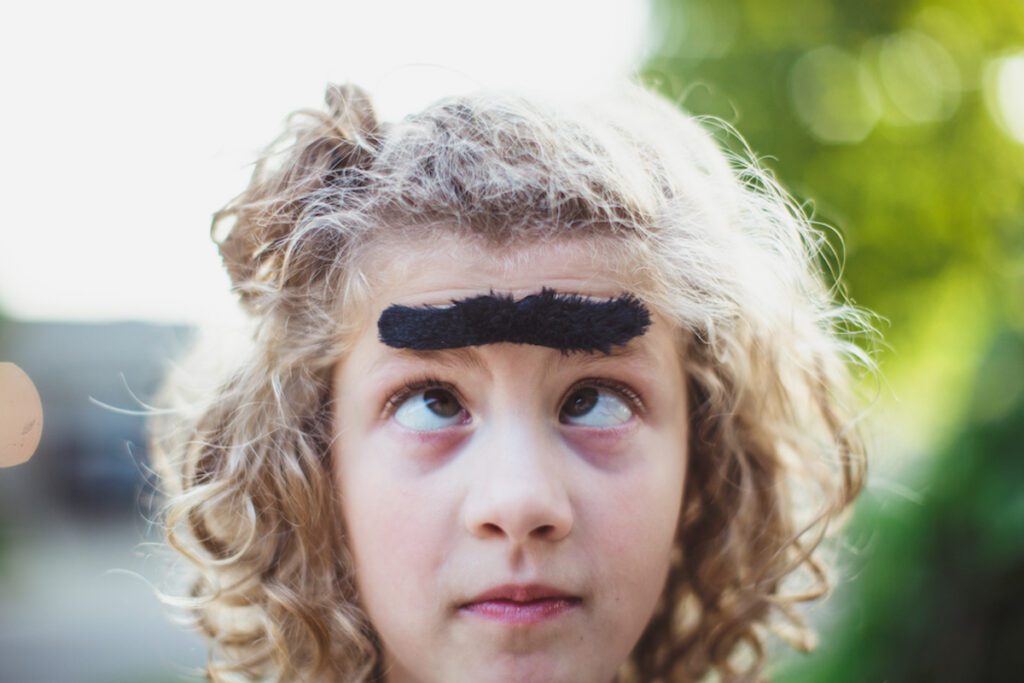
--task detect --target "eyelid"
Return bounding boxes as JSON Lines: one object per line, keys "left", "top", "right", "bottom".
{"left": 561, "top": 377, "right": 646, "bottom": 417}
{"left": 382, "top": 375, "right": 464, "bottom": 418}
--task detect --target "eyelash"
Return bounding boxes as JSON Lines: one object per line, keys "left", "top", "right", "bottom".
{"left": 563, "top": 377, "right": 646, "bottom": 417}
{"left": 381, "top": 375, "right": 646, "bottom": 419}
{"left": 382, "top": 375, "right": 464, "bottom": 418}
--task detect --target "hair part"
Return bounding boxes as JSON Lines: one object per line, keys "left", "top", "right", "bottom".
{"left": 150, "top": 81, "right": 876, "bottom": 682}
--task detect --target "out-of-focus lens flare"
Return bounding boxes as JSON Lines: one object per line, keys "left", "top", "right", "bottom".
{"left": 789, "top": 45, "right": 882, "bottom": 144}
{"left": 988, "top": 52, "right": 1024, "bottom": 144}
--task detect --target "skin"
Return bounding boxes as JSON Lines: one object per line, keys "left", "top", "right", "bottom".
{"left": 331, "top": 238, "right": 689, "bottom": 683}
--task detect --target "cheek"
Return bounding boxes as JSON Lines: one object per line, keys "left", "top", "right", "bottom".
{"left": 583, "top": 430, "right": 686, "bottom": 608}
{"left": 335, "top": 433, "right": 454, "bottom": 611}
{"left": 593, "top": 470, "right": 681, "bottom": 568}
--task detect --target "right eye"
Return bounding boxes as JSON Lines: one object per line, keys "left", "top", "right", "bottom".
{"left": 392, "top": 387, "right": 468, "bottom": 431}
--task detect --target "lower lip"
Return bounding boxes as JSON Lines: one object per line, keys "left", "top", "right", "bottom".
{"left": 460, "top": 598, "right": 581, "bottom": 625}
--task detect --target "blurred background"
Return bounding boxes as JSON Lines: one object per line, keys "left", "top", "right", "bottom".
{"left": 1, "top": 1, "right": 1021, "bottom": 681}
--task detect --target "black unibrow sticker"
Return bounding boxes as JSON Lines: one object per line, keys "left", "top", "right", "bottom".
{"left": 377, "top": 287, "right": 651, "bottom": 354}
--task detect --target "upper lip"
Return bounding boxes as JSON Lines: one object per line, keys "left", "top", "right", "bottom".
{"left": 462, "top": 583, "right": 579, "bottom": 606}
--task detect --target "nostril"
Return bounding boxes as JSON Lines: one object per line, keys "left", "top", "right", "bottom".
{"left": 531, "top": 524, "right": 557, "bottom": 538}
{"left": 464, "top": 479, "right": 575, "bottom": 542}
{"left": 478, "top": 522, "right": 558, "bottom": 539}
{"left": 482, "top": 522, "right": 504, "bottom": 536}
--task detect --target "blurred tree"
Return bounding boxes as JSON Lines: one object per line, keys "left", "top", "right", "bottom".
{"left": 643, "top": 1, "right": 1024, "bottom": 680}
{"left": 778, "top": 329, "right": 1024, "bottom": 682}
{"left": 643, "top": 0, "right": 1024, "bottom": 442}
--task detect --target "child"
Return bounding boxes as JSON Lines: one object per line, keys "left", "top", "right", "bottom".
{"left": 150, "top": 82, "right": 874, "bottom": 682}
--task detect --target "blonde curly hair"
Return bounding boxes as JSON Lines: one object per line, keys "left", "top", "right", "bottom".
{"left": 149, "top": 82, "right": 875, "bottom": 682}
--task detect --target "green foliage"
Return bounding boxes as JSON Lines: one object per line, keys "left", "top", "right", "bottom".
{"left": 777, "top": 330, "right": 1024, "bottom": 682}
{"left": 643, "top": 0, "right": 1024, "bottom": 344}
{"left": 643, "top": 1, "right": 1024, "bottom": 679}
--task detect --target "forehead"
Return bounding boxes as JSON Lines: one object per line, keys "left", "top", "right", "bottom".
{"left": 359, "top": 233, "right": 637, "bottom": 310}
{"left": 338, "top": 232, "right": 684, "bottom": 376}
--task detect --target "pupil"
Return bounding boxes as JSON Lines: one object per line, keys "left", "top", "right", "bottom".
{"left": 565, "top": 388, "right": 598, "bottom": 417}
{"left": 424, "top": 389, "right": 460, "bottom": 418}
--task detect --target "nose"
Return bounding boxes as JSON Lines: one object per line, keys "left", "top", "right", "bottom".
{"left": 462, "top": 419, "right": 574, "bottom": 545}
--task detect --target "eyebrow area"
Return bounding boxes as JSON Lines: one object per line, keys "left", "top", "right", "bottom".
{"left": 377, "top": 288, "right": 652, "bottom": 354}
{"left": 368, "top": 336, "right": 661, "bottom": 379}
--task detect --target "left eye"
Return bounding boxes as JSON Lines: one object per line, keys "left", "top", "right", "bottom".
{"left": 559, "top": 386, "right": 634, "bottom": 428}
{"left": 393, "top": 387, "right": 468, "bottom": 431}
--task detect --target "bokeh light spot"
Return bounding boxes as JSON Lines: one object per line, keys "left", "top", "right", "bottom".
{"left": 789, "top": 45, "right": 881, "bottom": 144}
{"left": 876, "top": 30, "right": 961, "bottom": 125}
{"left": 654, "top": 0, "right": 737, "bottom": 61}
{"left": 987, "top": 51, "right": 1024, "bottom": 144}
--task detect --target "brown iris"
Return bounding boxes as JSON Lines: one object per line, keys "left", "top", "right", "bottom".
{"left": 562, "top": 387, "right": 599, "bottom": 418}
{"left": 424, "top": 388, "right": 462, "bottom": 418}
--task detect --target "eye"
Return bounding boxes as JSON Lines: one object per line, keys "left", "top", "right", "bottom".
{"left": 559, "top": 384, "right": 635, "bottom": 428}
{"left": 392, "top": 387, "right": 468, "bottom": 431}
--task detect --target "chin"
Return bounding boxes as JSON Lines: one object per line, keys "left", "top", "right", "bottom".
{"left": 433, "top": 652, "right": 613, "bottom": 683}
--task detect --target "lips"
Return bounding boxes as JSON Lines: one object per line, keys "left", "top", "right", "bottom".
{"left": 459, "top": 584, "right": 582, "bottom": 625}
{"left": 464, "top": 583, "right": 579, "bottom": 604}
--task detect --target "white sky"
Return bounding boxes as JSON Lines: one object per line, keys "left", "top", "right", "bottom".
{"left": 0, "top": 1, "right": 651, "bottom": 325}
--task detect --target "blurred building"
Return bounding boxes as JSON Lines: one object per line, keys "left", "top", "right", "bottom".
{"left": 0, "top": 318, "right": 205, "bottom": 683}
{"left": 0, "top": 319, "right": 193, "bottom": 519}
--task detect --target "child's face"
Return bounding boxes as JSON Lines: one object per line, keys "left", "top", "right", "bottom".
{"left": 332, "top": 237, "right": 688, "bottom": 683}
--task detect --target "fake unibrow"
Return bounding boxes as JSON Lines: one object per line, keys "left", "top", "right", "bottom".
{"left": 377, "top": 288, "right": 652, "bottom": 354}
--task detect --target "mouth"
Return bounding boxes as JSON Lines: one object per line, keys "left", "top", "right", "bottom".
{"left": 459, "top": 584, "right": 583, "bottom": 625}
